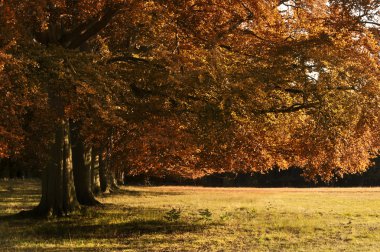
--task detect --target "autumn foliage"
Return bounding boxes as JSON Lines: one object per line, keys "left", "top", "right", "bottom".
{"left": 1, "top": 0, "right": 380, "bottom": 186}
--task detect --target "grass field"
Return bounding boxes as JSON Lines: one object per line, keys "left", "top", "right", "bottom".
{"left": 1, "top": 180, "right": 380, "bottom": 251}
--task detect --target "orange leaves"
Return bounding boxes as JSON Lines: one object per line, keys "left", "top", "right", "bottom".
{"left": 0, "top": 55, "right": 27, "bottom": 158}
{"left": 75, "top": 81, "right": 97, "bottom": 95}
{"left": 0, "top": 0, "right": 379, "bottom": 182}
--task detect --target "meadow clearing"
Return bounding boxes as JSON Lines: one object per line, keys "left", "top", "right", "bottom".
{"left": 1, "top": 179, "right": 380, "bottom": 251}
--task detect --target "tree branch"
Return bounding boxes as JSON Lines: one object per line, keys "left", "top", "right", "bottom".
{"left": 256, "top": 102, "right": 319, "bottom": 114}
{"left": 361, "top": 21, "right": 380, "bottom": 27}
{"left": 107, "top": 55, "right": 166, "bottom": 70}
{"left": 66, "top": 7, "right": 120, "bottom": 49}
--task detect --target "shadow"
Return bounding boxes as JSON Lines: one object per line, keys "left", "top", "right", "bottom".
{"left": 1, "top": 205, "right": 210, "bottom": 247}
{"left": 0, "top": 179, "right": 41, "bottom": 206}
{"left": 34, "top": 218, "right": 206, "bottom": 239}
{"left": 100, "top": 188, "right": 184, "bottom": 198}
{"left": 0, "top": 180, "right": 209, "bottom": 250}
{"left": 0, "top": 188, "right": 40, "bottom": 199}
{"left": 0, "top": 212, "right": 29, "bottom": 221}
{"left": 0, "top": 180, "right": 41, "bottom": 220}
{"left": 0, "top": 205, "right": 210, "bottom": 246}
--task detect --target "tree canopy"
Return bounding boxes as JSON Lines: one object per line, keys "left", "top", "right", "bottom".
{"left": 1, "top": 0, "right": 380, "bottom": 186}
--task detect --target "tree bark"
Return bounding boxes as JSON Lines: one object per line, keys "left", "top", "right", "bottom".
{"left": 71, "top": 125, "right": 100, "bottom": 206}
{"left": 108, "top": 169, "right": 119, "bottom": 191}
{"left": 99, "top": 149, "right": 109, "bottom": 193}
{"left": 91, "top": 148, "right": 101, "bottom": 194}
{"left": 115, "top": 170, "right": 124, "bottom": 186}
{"left": 98, "top": 147, "right": 118, "bottom": 193}
{"left": 33, "top": 119, "right": 79, "bottom": 216}
{"left": 106, "top": 137, "right": 119, "bottom": 191}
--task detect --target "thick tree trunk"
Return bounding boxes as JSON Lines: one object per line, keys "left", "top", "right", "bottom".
{"left": 34, "top": 119, "right": 79, "bottom": 216}
{"left": 91, "top": 148, "right": 101, "bottom": 194}
{"left": 71, "top": 126, "right": 100, "bottom": 206}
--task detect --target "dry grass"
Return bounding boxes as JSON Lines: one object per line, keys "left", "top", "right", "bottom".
{"left": 1, "top": 179, "right": 380, "bottom": 251}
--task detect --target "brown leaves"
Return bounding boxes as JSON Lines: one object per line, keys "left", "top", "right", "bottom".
{"left": 1, "top": 0, "right": 380, "bottom": 182}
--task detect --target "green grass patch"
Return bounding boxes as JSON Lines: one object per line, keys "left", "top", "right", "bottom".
{"left": 1, "top": 180, "right": 380, "bottom": 251}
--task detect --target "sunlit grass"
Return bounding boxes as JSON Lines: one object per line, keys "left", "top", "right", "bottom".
{"left": 1, "top": 180, "right": 380, "bottom": 251}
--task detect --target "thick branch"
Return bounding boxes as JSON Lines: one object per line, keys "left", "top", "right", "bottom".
{"left": 107, "top": 56, "right": 151, "bottom": 64}
{"left": 107, "top": 55, "right": 166, "bottom": 70}
{"left": 206, "top": 16, "right": 245, "bottom": 49}
{"left": 60, "top": 21, "right": 94, "bottom": 47}
{"left": 66, "top": 7, "right": 120, "bottom": 49}
{"left": 361, "top": 21, "right": 380, "bottom": 27}
{"left": 256, "top": 102, "right": 319, "bottom": 114}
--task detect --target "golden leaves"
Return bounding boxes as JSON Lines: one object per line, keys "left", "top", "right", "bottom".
{"left": 75, "top": 81, "right": 96, "bottom": 95}
{"left": 0, "top": 0, "right": 379, "bottom": 182}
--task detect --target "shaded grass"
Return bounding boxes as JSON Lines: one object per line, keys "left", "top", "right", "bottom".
{"left": 1, "top": 180, "right": 380, "bottom": 251}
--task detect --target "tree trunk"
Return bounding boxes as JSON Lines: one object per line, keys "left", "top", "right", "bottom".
{"left": 115, "top": 170, "right": 124, "bottom": 186}
{"left": 34, "top": 119, "right": 79, "bottom": 216}
{"left": 99, "top": 149, "right": 109, "bottom": 193}
{"left": 99, "top": 139, "right": 119, "bottom": 193}
{"left": 106, "top": 137, "right": 119, "bottom": 191}
{"left": 91, "top": 148, "right": 101, "bottom": 194}
{"left": 108, "top": 169, "right": 119, "bottom": 191}
{"left": 71, "top": 126, "right": 100, "bottom": 206}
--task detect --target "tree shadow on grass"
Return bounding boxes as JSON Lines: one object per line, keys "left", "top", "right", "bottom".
{"left": 100, "top": 188, "right": 184, "bottom": 198}
{"left": 0, "top": 204, "right": 214, "bottom": 240}
{"left": 0, "top": 205, "right": 212, "bottom": 248}
{"left": 35, "top": 218, "right": 206, "bottom": 239}
{"left": 0, "top": 179, "right": 41, "bottom": 217}
{"left": 0, "top": 180, "right": 207, "bottom": 250}
{"left": 0, "top": 188, "right": 40, "bottom": 204}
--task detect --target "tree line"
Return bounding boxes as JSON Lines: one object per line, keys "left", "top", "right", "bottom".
{"left": 0, "top": 0, "right": 379, "bottom": 216}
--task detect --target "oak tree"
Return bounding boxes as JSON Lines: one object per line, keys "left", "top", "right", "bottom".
{"left": 0, "top": 0, "right": 379, "bottom": 216}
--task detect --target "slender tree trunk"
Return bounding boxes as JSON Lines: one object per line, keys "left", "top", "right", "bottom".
{"left": 91, "top": 148, "right": 101, "bottom": 194}
{"left": 106, "top": 136, "right": 119, "bottom": 191}
{"left": 116, "top": 170, "right": 124, "bottom": 186}
{"left": 71, "top": 125, "right": 100, "bottom": 206}
{"left": 98, "top": 152, "right": 118, "bottom": 192}
{"left": 99, "top": 134, "right": 119, "bottom": 193}
{"left": 33, "top": 119, "right": 79, "bottom": 216}
{"left": 108, "top": 169, "right": 119, "bottom": 191}
{"left": 99, "top": 149, "right": 109, "bottom": 193}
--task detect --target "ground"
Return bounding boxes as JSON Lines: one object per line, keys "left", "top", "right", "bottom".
{"left": 1, "top": 180, "right": 380, "bottom": 251}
